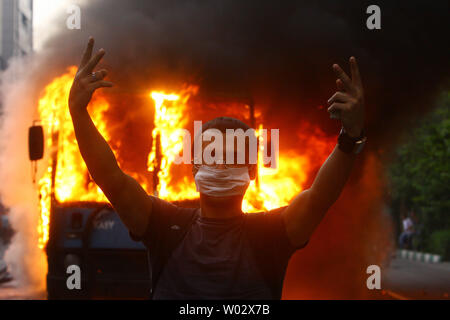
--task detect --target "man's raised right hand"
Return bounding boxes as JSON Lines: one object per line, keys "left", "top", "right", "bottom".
{"left": 69, "top": 37, "right": 113, "bottom": 113}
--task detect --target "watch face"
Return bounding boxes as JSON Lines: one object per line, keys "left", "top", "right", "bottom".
{"left": 354, "top": 138, "right": 366, "bottom": 154}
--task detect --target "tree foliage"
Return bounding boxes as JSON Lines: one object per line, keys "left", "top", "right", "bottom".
{"left": 388, "top": 93, "right": 449, "bottom": 253}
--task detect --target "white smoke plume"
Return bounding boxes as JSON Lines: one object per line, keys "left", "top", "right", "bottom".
{"left": 0, "top": 56, "right": 47, "bottom": 298}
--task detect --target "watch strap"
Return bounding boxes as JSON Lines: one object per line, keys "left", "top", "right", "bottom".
{"left": 338, "top": 128, "right": 366, "bottom": 154}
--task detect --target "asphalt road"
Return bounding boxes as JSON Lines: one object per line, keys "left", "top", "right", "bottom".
{"left": 382, "top": 258, "right": 450, "bottom": 300}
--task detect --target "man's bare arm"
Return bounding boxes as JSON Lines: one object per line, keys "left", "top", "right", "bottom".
{"left": 69, "top": 38, "right": 151, "bottom": 236}
{"left": 283, "top": 147, "right": 357, "bottom": 246}
{"left": 283, "top": 57, "right": 365, "bottom": 246}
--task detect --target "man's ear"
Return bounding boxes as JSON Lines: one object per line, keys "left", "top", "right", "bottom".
{"left": 248, "top": 164, "right": 257, "bottom": 180}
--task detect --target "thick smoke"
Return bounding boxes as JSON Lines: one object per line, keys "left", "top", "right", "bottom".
{"left": 0, "top": 57, "right": 47, "bottom": 297}
{"left": 0, "top": 0, "right": 448, "bottom": 298}
{"left": 40, "top": 0, "right": 450, "bottom": 147}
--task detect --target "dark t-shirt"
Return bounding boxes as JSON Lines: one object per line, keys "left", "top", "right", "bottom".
{"left": 132, "top": 196, "right": 305, "bottom": 299}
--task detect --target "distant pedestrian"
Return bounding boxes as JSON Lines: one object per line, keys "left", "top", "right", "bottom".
{"left": 399, "top": 213, "right": 415, "bottom": 249}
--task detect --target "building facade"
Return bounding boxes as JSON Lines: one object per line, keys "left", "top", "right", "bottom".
{"left": 0, "top": 0, "right": 33, "bottom": 71}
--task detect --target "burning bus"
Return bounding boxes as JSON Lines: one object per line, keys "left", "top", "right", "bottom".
{"left": 27, "top": 66, "right": 314, "bottom": 299}
{"left": 28, "top": 67, "right": 151, "bottom": 299}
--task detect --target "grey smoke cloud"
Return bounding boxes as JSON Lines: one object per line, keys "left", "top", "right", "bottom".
{"left": 35, "top": 0, "right": 450, "bottom": 151}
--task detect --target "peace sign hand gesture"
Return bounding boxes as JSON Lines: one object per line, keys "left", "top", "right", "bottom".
{"left": 69, "top": 37, "right": 113, "bottom": 113}
{"left": 327, "top": 57, "right": 365, "bottom": 138}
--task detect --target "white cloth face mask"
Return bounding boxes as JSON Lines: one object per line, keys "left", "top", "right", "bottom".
{"left": 194, "top": 166, "right": 250, "bottom": 197}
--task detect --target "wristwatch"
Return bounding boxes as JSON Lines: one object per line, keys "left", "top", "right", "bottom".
{"left": 337, "top": 127, "right": 367, "bottom": 154}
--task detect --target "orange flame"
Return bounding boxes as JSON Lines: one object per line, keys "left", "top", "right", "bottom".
{"left": 147, "top": 87, "right": 199, "bottom": 200}
{"left": 37, "top": 67, "right": 115, "bottom": 248}
{"left": 146, "top": 91, "right": 310, "bottom": 212}
{"left": 36, "top": 69, "right": 332, "bottom": 248}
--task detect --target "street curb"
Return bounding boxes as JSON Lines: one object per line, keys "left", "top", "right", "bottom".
{"left": 397, "top": 249, "right": 442, "bottom": 263}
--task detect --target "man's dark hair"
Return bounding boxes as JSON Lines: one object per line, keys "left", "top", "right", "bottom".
{"left": 201, "top": 117, "right": 251, "bottom": 134}
{"left": 191, "top": 117, "right": 256, "bottom": 164}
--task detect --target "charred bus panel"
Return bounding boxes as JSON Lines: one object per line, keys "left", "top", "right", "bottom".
{"left": 29, "top": 125, "right": 151, "bottom": 299}
{"left": 46, "top": 204, "right": 150, "bottom": 299}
